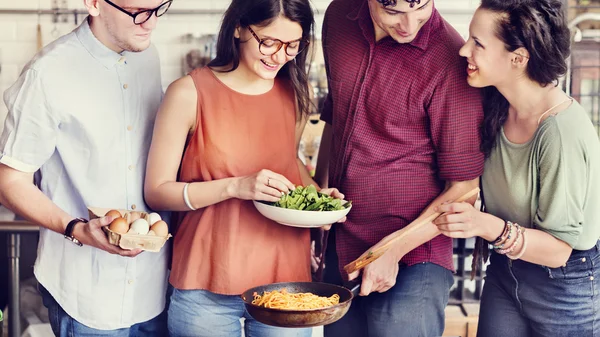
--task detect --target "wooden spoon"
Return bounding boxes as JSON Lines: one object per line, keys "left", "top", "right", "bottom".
{"left": 344, "top": 186, "right": 480, "bottom": 275}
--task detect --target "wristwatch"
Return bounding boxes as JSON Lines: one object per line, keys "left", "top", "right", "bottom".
{"left": 64, "top": 217, "right": 88, "bottom": 246}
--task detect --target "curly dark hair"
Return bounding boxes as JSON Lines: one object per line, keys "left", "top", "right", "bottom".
{"left": 376, "top": 0, "right": 421, "bottom": 8}
{"left": 478, "top": 0, "right": 571, "bottom": 157}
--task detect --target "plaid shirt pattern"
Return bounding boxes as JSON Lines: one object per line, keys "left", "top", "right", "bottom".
{"left": 321, "top": 0, "right": 485, "bottom": 274}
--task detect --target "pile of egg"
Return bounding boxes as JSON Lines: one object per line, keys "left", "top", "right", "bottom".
{"left": 105, "top": 210, "right": 168, "bottom": 237}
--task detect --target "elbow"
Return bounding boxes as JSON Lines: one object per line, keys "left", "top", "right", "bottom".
{"left": 547, "top": 245, "right": 573, "bottom": 268}
{"left": 143, "top": 184, "right": 162, "bottom": 211}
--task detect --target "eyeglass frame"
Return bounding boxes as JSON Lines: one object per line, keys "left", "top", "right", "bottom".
{"left": 247, "top": 26, "right": 309, "bottom": 57}
{"left": 103, "top": 0, "right": 172, "bottom": 25}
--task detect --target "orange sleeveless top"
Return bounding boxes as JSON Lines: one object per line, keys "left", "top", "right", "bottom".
{"left": 169, "top": 67, "right": 311, "bottom": 295}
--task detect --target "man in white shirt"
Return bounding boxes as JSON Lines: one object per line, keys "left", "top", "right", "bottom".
{"left": 0, "top": 0, "right": 172, "bottom": 335}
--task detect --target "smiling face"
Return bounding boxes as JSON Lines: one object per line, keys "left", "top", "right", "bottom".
{"left": 459, "top": 8, "right": 518, "bottom": 88}
{"left": 367, "top": 0, "right": 434, "bottom": 43}
{"left": 87, "top": 0, "right": 166, "bottom": 52}
{"left": 236, "top": 16, "right": 303, "bottom": 81}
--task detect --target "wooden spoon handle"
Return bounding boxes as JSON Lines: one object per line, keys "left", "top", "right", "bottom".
{"left": 344, "top": 187, "right": 480, "bottom": 274}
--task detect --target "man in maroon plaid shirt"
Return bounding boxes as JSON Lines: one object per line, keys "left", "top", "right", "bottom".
{"left": 315, "top": 0, "right": 484, "bottom": 335}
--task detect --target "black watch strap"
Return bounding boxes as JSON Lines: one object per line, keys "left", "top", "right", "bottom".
{"left": 64, "top": 217, "right": 88, "bottom": 246}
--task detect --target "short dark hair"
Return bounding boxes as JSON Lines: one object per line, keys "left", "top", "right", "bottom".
{"left": 376, "top": 0, "right": 421, "bottom": 8}
{"left": 208, "top": 0, "right": 315, "bottom": 119}
{"left": 479, "top": 0, "right": 571, "bottom": 157}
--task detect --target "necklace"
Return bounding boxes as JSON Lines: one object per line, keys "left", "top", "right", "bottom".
{"left": 536, "top": 97, "right": 573, "bottom": 126}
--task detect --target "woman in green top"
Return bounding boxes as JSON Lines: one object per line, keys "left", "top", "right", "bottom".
{"left": 433, "top": 0, "right": 600, "bottom": 336}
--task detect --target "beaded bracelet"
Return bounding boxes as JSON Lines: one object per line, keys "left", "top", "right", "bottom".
{"left": 496, "top": 223, "right": 522, "bottom": 255}
{"left": 507, "top": 228, "right": 528, "bottom": 260}
{"left": 493, "top": 221, "right": 513, "bottom": 250}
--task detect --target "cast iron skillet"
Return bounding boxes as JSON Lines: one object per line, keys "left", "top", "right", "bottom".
{"left": 241, "top": 281, "right": 361, "bottom": 328}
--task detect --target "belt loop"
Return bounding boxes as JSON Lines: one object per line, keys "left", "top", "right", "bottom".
{"left": 596, "top": 240, "right": 600, "bottom": 251}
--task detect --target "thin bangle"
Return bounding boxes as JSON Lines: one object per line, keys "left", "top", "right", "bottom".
{"left": 507, "top": 228, "right": 528, "bottom": 260}
{"left": 183, "top": 183, "right": 197, "bottom": 211}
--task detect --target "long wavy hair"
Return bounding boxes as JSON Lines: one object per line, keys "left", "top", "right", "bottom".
{"left": 479, "top": 0, "right": 571, "bottom": 157}
{"left": 208, "top": 0, "right": 315, "bottom": 120}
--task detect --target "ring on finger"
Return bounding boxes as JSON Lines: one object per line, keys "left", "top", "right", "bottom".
{"left": 267, "top": 178, "right": 271, "bottom": 187}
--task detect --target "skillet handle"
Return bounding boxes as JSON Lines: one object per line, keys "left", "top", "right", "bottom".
{"left": 344, "top": 280, "right": 361, "bottom": 297}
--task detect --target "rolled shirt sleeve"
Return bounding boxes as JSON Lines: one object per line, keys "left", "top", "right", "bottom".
{"left": 1, "top": 68, "right": 59, "bottom": 173}
{"left": 534, "top": 119, "right": 586, "bottom": 247}
{"left": 428, "top": 61, "right": 485, "bottom": 182}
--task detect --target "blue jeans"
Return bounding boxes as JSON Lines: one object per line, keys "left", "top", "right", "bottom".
{"left": 167, "top": 285, "right": 313, "bottom": 337}
{"left": 478, "top": 243, "right": 600, "bottom": 337}
{"left": 323, "top": 233, "right": 454, "bottom": 337}
{"left": 39, "top": 284, "right": 167, "bottom": 337}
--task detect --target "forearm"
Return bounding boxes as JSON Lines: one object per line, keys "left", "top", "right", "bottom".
{"left": 388, "top": 179, "right": 479, "bottom": 260}
{"left": 0, "top": 176, "right": 71, "bottom": 233}
{"left": 480, "top": 214, "right": 572, "bottom": 268}
{"left": 145, "top": 178, "right": 237, "bottom": 212}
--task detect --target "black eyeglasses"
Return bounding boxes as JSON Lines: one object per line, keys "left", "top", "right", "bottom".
{"left": 103, "top": 0, "right": 172, "bottom": 25}
{"left": 247, "top": 26, "right": 309, "bottom": 57}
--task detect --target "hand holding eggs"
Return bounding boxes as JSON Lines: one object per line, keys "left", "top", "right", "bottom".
{"left": 105, "top": 210, "right": 168, "bottom": 237}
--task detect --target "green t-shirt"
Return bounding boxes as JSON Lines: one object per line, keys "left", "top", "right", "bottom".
{"left": 482, "top": 101, "right": 600, "bottom": 250}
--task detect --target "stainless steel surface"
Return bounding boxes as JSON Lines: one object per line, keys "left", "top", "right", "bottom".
{"left": 8, "top": 233, "right": 21, "bottom": 337}
{"left": 0, "top": 221, "right": 39, "bottom": 233}
{"left": 1, "top": 221, "right": 38, "bottom": 337}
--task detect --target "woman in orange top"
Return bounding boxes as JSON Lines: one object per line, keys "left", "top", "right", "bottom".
{"left": 144, "top": 0, "right": 342, "bottom": 336}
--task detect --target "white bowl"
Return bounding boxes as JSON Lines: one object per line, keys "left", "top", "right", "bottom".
{"left": 253, "top": 201, "right": 351, "bottom": 228}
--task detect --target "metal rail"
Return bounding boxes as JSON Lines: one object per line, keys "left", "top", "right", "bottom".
{"left": 0, "top": 221, "right": 40, "bottom": 337}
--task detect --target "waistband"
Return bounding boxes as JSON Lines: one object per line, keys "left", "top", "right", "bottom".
{"left": 571, "top": 240, "right": 600, "bottom": 255}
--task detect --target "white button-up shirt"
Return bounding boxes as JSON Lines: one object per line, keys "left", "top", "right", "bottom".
{"left": 0, "top": 18, "right": 169, "bottom": 330}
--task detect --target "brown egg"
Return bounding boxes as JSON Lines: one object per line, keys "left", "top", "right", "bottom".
{"left": 105, "top": 209, "right": 122, "bottom": 220}
{"left": 109, "top": 217, "right": 129, "bottom": 234}
{"left": 150, "top": 220, "right": 168, "bottom": 237}
{"left": 124, "top": 211, "right": 142, "bottom": 224}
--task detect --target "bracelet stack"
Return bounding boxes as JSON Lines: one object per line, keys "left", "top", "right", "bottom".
{"left": 492, "top": 221, "right": 528, "bottom": 260}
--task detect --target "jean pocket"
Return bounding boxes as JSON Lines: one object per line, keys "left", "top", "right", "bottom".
{"left": 545, "top": 255, "right": 594, "bottom": 283}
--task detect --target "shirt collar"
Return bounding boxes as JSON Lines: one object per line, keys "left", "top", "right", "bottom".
{"left": 76, "top": 17, "right": 127, "bottom": 69}
{"left": 349, "top": 0, "right": 440, "bottom": 51}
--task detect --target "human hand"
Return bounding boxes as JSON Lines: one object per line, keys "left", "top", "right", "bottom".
{"left": 72, "top": 216, "right": 142, "bottom": 257}
{"left": 348, "top": 248, "right": 399, "bottom": 296}
{"left": 433, "top": 202, "right": 497, "bottom": 240}
{"left": 318, "top": 188, "right": 346, "bottom": 230}
{"left": 233, "top": 169, "right": 295, "bottom": 202}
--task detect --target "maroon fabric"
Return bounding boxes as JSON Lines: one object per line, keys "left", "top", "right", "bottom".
{"left": 321, "top": 0, "right": 484, "bottom": 275}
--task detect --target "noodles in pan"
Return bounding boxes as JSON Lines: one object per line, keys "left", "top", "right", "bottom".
{"left": 252, "top": 288, "right": 341, "bottom": 310}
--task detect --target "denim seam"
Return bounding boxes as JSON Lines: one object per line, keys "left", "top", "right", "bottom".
{"left": 418, "top": 263, "right": 428, "bottom": 337}
{"left": 592, "top": 257, "right": 597, "bottom": 336}
{"left": 508, "top": 261, "right": 525, "bottom": 314}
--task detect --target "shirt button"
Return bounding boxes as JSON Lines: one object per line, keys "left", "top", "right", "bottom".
{"left": 123, "top": 84, "right": 128, "bottom": 89}
{"left": 128, "top": 165, "right": 134, "bottom": 171}
{"left": 128, "top": 279, "right": 134, "bottom": 285}
{"left": 591, "top": 276, "right": 595, "bottom": 281}
{"left": 131, "top": 204, "right": 136, "bottom": 210}
{"left": 582, "top": 258, "right": 587, "bottom": 262}
{"left": 127, "top": 125, "right": 133, "bottom": 131}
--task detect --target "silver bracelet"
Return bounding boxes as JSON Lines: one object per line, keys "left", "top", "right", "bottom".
{"left": 183, "top": 183, "right": 196, "bottom": 211}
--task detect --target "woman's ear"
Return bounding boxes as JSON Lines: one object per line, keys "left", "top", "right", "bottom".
{"left": 234, "top": 26, "right": 241, "bottom": 39}
{"left": 512, "top": 47, "right": 530, "bottom": 67}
